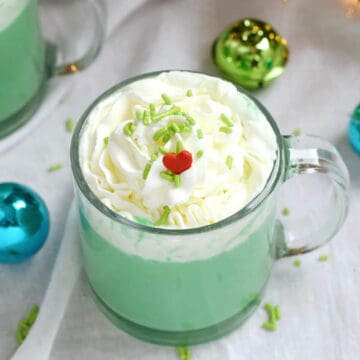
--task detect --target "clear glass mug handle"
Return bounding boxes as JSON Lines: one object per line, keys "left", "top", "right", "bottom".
{"left": 39, "top": 0, "right": 106, "bottom": 76}
{"left": 276, "top": 134, "right": 350, "bottom": 257}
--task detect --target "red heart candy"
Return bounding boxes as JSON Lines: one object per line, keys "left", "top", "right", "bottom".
{"left": 162, "top": 150, "right": 193, "bottom": 175}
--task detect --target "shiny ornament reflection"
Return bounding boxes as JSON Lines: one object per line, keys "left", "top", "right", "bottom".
{"left": 341, "top": 0, "right": 360, "bottom": 19}
{"left": 348, "top": 104, "right": 360, "bottom": 154}
{"left": 213, "top": 18, "right": 289, "bottom": 90}
{"left": 0, "top": 183, "right": 49, "bottom": 263}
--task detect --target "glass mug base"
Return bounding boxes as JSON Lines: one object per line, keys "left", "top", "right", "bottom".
{"left": 78, "top": 199, "right": 277, "bottom": 347}
{"left": 90, "top": 281, "right": 265, "bottom": 346}
{"left": 0, "top": 75, "right": 46, "bottom": 139}
{"left": 86, "top": 221, "right": 285, "bottom": 347}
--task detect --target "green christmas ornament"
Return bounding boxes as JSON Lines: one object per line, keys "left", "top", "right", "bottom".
{"left": 212, "top": 18, "right": 289, "bottom": 90}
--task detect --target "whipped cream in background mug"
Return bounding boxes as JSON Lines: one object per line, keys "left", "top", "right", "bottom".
{"left": 71, "top": 71, "right": 349, "bottom": 345}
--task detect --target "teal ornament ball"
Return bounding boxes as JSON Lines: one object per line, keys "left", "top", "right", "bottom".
{"left": 213, "top": 18, "right": 289, "bottom": 90}
{"left": 348, "top": 104, "right": 360, "bottom": 155}
{"left": 0, "top": 183, "right": 49, "bottom": 263}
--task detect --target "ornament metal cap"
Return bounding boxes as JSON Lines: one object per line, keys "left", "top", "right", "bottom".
{"left": 212, "top": 18, "right": 289, "bottom": 90}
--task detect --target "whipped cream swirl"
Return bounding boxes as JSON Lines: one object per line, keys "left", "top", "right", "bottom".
{"left": 79, "top": 71, "right": 277, "bottom": 228}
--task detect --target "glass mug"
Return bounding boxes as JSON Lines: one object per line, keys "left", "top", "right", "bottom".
{"left": 70, "top": 71, "right": 350, "bottom": 346}
{"left": 0, "top": 0, "right": 105, "bottom": 139}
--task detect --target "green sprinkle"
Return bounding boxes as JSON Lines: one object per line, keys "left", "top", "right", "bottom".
{"left": 293, "top": 259, "right": 302, "bottom": 267}
{"left": 176, "top": 140, "right": 183, "bottom": 153}
{"left": 142, "top": 163, "right": 152, "bottom": 180}
{"left": 274, "top": 305, "right": 281, "bottom": 321}
{"left": 262, "top": 322, "right": 276, "bottom": 331}
{"left": 196, "top": 129, "right": 203, "bottom": 139}
{"left": 226, "top": 155, "right": 233, "bottom": 169}
{"left": 262, "top": 302, "right": 282, "bottom": 332}
{"left": 318, "top": 254, "right": 329, "bottom": 262}
{"left": 16, "top": 329, "right": 24, "bottom": 345}
{"left": 264, "top": 303, "right": 276, "bottom": 325}
{"left": 142, "top": 110, "right": 151, "bottom": 125}
{"left": 177, "top": 346, "right": 191, "bottom": 360}
{"left": 25, "top": 304, "right": 39, "bottom": 326}
{"left": 170, "top": 123, "right": 180, "bottom": 133}
{"left": 186, "top": 89, "right": 193, "bottom": 97}
{"left": 18, "top": 321, "right": 29, "bottom": 332}
{"left": 164, "top": 170, "right": 175, "bottom": 175}
{"left": 135, "top": 110, "right": 143, "bottom": 121}
{"left": 181, "top": 112, "right": 196, "bottom": 125}
{"left": 104, "top": 136, "right": 109, "bottom": 145}
{"left": 183, "top": 125, "right": 192, "bottom": 133}
{"left": 16, "top": 304, "right": 39, "bottom": 345}
{"left": 168, "top": 127, "right": 176, "bottom": 136}
{"left": 173, "top": 106, "right": 182, "bottom": 114}
{"left": 150, "top": 152, "right": 158, "bottom": 161}
{"left": 48, "top": 163, "right": 63, "bottom": 172}
{"left": 153, "top": 127, "right": 168, "bottom": 141}
{"left": 292, "top": 128, "right": 301, "bottom": 136}
{"left": 161, "top": 93, "right": 172, "bottom": 105}
{"left": 160, "top": 171, "right": 174, "bottom": 182}
{"left": 123, "top": 122, "right": 136, "bottom": 136}
{"left": 159, "top": 146, "right": 170, "bottom": 154}
{"left": 149, "top": 104, "right": 156, "bottom": 118}
{"left": 282, "top": 207, "right": 290, "bottom": 216}
{"left": 155, "top": 205, "right": 171, "bottom": 226}
{"left": 174, "top": 174, "right": 181, "bottom": 187}
{"left": 152, "top": 106, "right": 180, "bottom": 122}
{"left": 65, "top": 118, "right": 74, "bottom": 132}
{"left": 162, "top": 133, "right": 171, "bottom": 143}
{"left": 220, "top": 113, "right": 233, "bottom": 127}
{"left": 219, "top": 126, "right": 232, "bottom": 134}
{"left": 177, "top": 122, "right": 186, "bottom": 131}
{"left": 196, "top": 150, "right": 204, "bottom": 159}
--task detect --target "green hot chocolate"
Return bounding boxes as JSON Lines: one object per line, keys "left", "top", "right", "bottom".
{"left": 0, "top": 0, "right": 45, "bottom": 122}
{"left": 74, "top": 71, "right": 279, "bottom": 345}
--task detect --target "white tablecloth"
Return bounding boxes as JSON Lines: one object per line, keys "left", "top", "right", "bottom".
{"left": 1, "top": 0, "right": 359, "bottom": 359}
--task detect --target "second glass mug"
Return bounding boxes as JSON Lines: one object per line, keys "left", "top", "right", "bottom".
{"left": 70, "top": 71, "right": 350, "bottom": 346}
{"left": 0, "top": 0, "right": 105, "bottom": 139}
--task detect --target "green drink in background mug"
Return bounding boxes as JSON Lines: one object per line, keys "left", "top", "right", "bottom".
{"left": 0, "top": 0, "right": 105, "bottom": 139}
{"left": 71, "top": 71, "right": 350, "bottom": 346}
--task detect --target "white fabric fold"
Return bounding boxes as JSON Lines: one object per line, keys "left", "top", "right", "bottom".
{"left": 0, "top": 77, "right": 72, "bottom": 155}
{"left": 11, "top": 202, "right": 81, "bottom": 360}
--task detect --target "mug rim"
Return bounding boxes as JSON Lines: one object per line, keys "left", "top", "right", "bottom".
{"left": 70, "top": 70, "right": 285, "bottom": 235}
